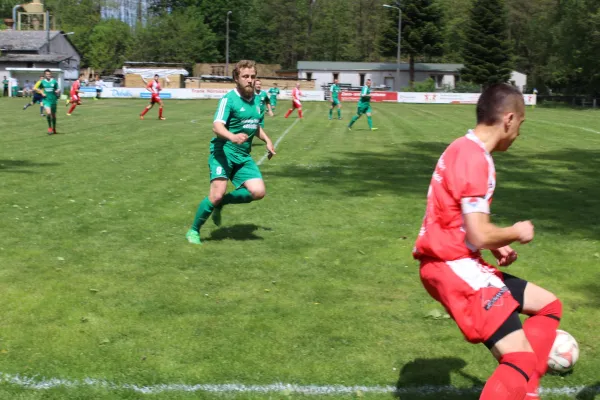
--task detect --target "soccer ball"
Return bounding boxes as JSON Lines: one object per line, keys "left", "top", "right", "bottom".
{"left": 547, "top": 329, "right": 579, "bottom": 373}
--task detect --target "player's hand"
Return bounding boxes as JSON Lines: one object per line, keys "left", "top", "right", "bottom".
{"left": 268, "top": 111, "right": 274, "bottom": 117}
{"left": 230, "top": 134, "right": 248, "bottom": 144}
{"left": 492, "top": 246, "right": 518, "bottom": 267}
{"left": 513, "top": 221, "right": 534, "bottom": 244}
{"left": 266, "top": 142, "right": 276, "bottom": 159}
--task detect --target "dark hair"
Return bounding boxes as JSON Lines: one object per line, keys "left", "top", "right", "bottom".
{"left": 232, "top": 60, "right": 257, "bottom": 80}
{"left": 476, "top": 83, "right": 524, "bottom": 125}
{"left": 154, "top": 74, "right": 159, "bottom": 78}
{"left": 79, "top": 73, "right": 84, "bottom": 77}
{"left": 44, "top": 69, "right": 51, "bottom": 73}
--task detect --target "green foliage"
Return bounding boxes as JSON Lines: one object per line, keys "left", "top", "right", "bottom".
{"left": 128, "top": 7, "right": 219, "bottom": 64}
{"left": 461, "top": 0, "right": 514, "bottom": 87}
{"left": 88, "top": 19, "right": 132, "bottom": 72}
{"left": 403, "top": 77, "right": 435, "bottom": 92}
{"left": 453, "top": 80, "right": 481, "bottom": 93}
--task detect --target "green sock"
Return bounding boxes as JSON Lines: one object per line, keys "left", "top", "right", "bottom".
{"left": 191, "top": 197, "right": 214, "bottom": 231}
{"left": 329, "top": 109, "right": 333, "bottom": 118}
{"left": 46, "top": 115, "right": 52, "bottom": 128}
{"left": 367, "top": 116, "right": 373, "bottom": 129}
{"left": 348, "top": 115, "right": 359, "bottom": 127}
{"left": 220, "top": 187, "right": 254, "bottom": 206}
{"left": 52, "top": 116, "right": 56, "bottom": 129}
{"left": 337, "top": 108, "right": 341, "bottom": 118}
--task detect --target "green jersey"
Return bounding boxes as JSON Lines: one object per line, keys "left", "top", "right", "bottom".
{"left": 267, "top": 87, "right": 280, "bottom": 98}
{"left": 212, "top": 89, "right": 262, "bottom": 156}
{"left": 359, "top": 85, "right": 371, "bottom": 105}
{"left": 330, "top": 84, "right": 340, "bottom": 101}
{"left": 256, "top": 90, "right": 270, "bottom": 116}
{"left": 39, "top": 78, "right": 59, "bottom": 104}
{"left": 2, "top": 79, "right": 8, "bottom": 89}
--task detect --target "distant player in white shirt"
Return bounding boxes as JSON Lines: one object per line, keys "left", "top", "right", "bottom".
{"left": 284, "top": 82, "right": 303, "bottom": 119}
{"left": 95, "top": 75, "right": 104, "bottom": 100}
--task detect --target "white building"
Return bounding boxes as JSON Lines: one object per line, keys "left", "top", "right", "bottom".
{"left": 297, "top": 61, "right": 528, "bottom": 92}
{"left": 0, "top": 30, "right": 81, "bottom": 84}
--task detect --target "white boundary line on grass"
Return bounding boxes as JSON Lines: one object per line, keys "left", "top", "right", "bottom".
{"left": 528, "top": 119, "right": 600, "bottom": 135}
{"left": 0, "top": 373, "right": 597, "bottom": 396}
{"left": 257, "top": 111, "right": 307, "bottom": 165}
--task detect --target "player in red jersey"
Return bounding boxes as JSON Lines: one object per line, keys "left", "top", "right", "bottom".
{"left": 284, "top": 82, "right": 303, "bottom": 119}
{"left": 140, "top": 74, "right": 165, "bottom": 120}
{"left": 413, "top": 84, "right": 562, "bottom": 400}
{"left": 66, "top": 73, "right": 84, "bottom": 116}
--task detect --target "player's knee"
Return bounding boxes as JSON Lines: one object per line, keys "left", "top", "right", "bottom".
{"left": 209, "top": 191, "right": 225, "bottom": 205}
{"left": 538, "top": 298, "right": 562, "bottom": 320}
{"left": 250, "top": 188, "right": 266, "bottom": 200}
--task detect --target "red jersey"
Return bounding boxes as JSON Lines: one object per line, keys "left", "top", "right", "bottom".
{"left": 148, "top": 80, "right": 161, "bottom": 94}
{"left": 70, "top": 80, "right": 80, "bottom": 96}
{"left": 292, "top": 88, "right": 302, "bottom": 102}
{"left": 413, "top": 131, "right": 496, "bottom": 261}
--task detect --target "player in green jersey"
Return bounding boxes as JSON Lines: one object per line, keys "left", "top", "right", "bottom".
{"left": 36, "top": 69, "right": 61, "bottom": 135}
{"left": 348, "top": 78, "right": 377, "bottom": 131}
{"left": 255, "top": 79, "right": 274, "bottom": 125}
{"left": 267, "top": 83, "right": 280, "bottom": 113}
{"left": 329, "top": 78, "right": 342, "bottom": 120}
{"left": 186, "top": 60, "right": 277, "bottom": 245}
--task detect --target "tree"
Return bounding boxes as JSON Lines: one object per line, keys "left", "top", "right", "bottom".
{"left": 129, "top": 7, "right": 219, "bottom": 64}
{"left": 88, "top": 19, "right": 132, "bottom": 72}
{"left": 461, "top": 0, "right": 514, "bottom": 88}
{"left": 388, "top": 0, "right": 444, "bottom": 86}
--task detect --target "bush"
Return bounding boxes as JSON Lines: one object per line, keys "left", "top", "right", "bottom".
{"left": 402, "top": 78, "right": 436, "bottom": 92}
{"left": 453, "top": 81, "right": 481, "bottom": 93}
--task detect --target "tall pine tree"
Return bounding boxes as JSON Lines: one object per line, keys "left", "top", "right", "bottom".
{"left": 401, "top": 0, "right": 444, "bottom": 86}
{"left": 461, "top": 0, "right": 513, "bottom": 88}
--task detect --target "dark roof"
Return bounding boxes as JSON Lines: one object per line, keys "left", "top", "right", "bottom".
{"left": 0, "top": 53, "right": 72, "bottom": 63}
{"left": 297, "top": 61, "right": 464, "bottom": 73}
{"left": 0, "top": 30, "right": 61, "bottom": 51}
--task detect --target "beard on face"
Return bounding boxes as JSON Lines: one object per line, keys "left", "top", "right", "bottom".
{"left": 237, "top": 81, "right": 255, "bottom": 98}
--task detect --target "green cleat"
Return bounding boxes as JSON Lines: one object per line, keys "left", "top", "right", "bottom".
{"left": 347, "top": 126, "right": 352, "bottom": 131}
{"left": 185, "top": 229, "right": 202, "bottom": 245}
{"left": 212, "top": 206, "right": 222, "bottom": 226}
{"left": 371, "top": 127, "right": 378, "bottom": 131}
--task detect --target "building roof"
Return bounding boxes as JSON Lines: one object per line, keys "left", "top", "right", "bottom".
{"left": 297, "top": 61, "right": 464, "bottom": 72}
{"left": 0, "top": 30, "right": 62, "bottom": 51}
{"left": 0, "top": 53, "right": 72, "bottom": 63}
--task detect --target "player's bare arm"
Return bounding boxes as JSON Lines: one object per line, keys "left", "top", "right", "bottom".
{"left": 257, "top": 127, "right": 276, "bottom": 158}
{"left": 213, "top": 121, "right": 247, "bottom": 144}
{"left": 463, "top": 211, "right": 534, "bottom": 250}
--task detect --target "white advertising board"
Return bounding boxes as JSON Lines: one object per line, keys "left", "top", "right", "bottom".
{"left": 397, "top": 92, "right": 537, "bottom": 106}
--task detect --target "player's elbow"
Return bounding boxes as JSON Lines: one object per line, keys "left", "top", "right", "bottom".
{"left": 465, "top": 229, "right": 486, "bottom": 250}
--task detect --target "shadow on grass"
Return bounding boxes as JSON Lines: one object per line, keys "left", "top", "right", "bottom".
{"left": 394, "top": 357, "right": 484, "bottom": 399}
{"left": 0, "top": 159, "right": 61, "bottom": 173}
{"left": 267, "top": 142, "right": 600, "bottom": 240}
{"left": 204, "top": 224, "right": 271, "bottom": 241}
{"left": 575, "top": 381, "right": 600, "bottom": 400}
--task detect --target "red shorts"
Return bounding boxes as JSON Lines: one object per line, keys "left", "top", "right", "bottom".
{"left": 70, "top": 94, "right": 80, "bottom": 103}
{"left": 151, "top": 94, "right": 161, "bottom": 104}
{"left": 292, "top": 100, "right": 302, "bottom": 109}
{"left": 419, "top": 257, "right": 519, "bottom": 344}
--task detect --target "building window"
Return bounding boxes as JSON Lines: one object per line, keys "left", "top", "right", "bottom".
{"left": 306, "top": 72, "right": 313, "bottom": 80}
{"left": 211, "top": 66, "right": 225, "bottom": 76}
{"left": 332, "top": 72, "right": 339, "bottom": 81}
{"left": 359, "top": 73, "right": 366, "bottom": 86}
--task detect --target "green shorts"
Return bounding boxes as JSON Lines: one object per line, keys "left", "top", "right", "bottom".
{"left": 357, "top": 103, "right": 371, "bottom": 115}
{"left": 269, "top": 97, "right": 277, "bottom": 106}
{"left": 331, "top": 99, "right": 340, "bottom": 107}
{"left": 43, "top": 101, "right": 57, "bottom": 113}
{"left": 209, "top": 149, "right": 263, "bottom": 189}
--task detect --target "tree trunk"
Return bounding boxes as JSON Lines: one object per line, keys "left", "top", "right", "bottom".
{"left": 409, "top": 55, "right": 415, "bottom": 89}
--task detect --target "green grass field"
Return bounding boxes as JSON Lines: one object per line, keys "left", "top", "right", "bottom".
{"left": 0, "top": 97, "right": 599, "bottom": 399}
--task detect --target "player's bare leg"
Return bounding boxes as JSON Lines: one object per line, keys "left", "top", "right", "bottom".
{"left": 140, "top": 102, "right": 153, "bottom": 119}
{"left": 211, "top": 178, "right": 264, "bottom": 227}
{"left": 521, "top": 284, "right": 562, "bottom": 399}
